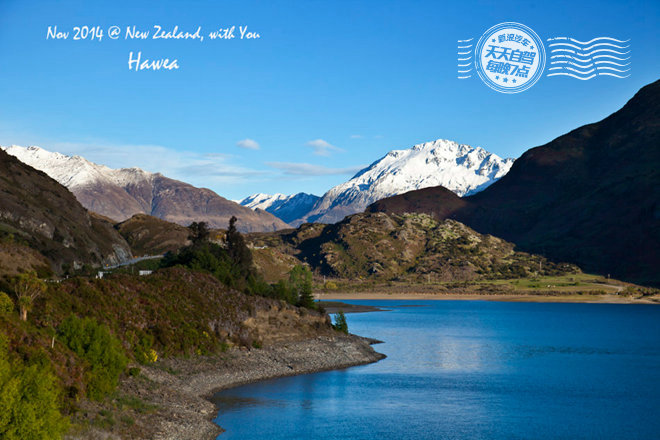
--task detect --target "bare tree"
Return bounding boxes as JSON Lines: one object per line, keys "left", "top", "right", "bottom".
{"left": 13, "top": 271, "right": 46, "bottom": 321}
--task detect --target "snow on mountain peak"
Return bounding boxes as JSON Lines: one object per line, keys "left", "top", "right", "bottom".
{"left": 240, "top": 193, "right": 289, "bottom": 210}
{"left": 4, "top": 139, "right": 514, "bottom": 228}
{"left": 1, "top": 145, "right": 154, "bottom": 189}
{"left": 240, "top": 192, "right": 320, "bottom": 225}
{"left": 301, "top": 139, "right": 514, "bottom": 224}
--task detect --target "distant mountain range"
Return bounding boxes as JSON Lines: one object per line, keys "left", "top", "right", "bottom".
{"left": 239, "top": 193, "right": 320, "bottom": 225}
{"left": 2, "top": 80, "right": 657, "bottom": 287}
{"left": 2, "top": 146, "right": 289, "bottom": 232}
{"left": 240, "top": 139, "right": 514, "bottom": 225}
{"left": 368, "top": 80, "right": 660, "bottom": 286}
{"left": 5, "top": 139, "right": 513, "bottom": 232}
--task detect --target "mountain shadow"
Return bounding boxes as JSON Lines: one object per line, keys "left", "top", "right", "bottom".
{"left": 368, "top": 79, "right": 660, "bottom": 286}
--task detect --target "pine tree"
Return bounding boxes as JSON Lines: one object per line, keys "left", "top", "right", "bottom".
{"left": 226, "top": 216, "right": 251, "bottom": 271}
{"left": 333, "top": 311, "right": 349, "bottom": 334}
{"left": 188, "top": 221, "right": 210, "bottom": 245}
{"left": 226, "top": 216, "right": 255, "bottom": 289}
{"left": 289, "top": 265, "right": 315, "bottom": 309}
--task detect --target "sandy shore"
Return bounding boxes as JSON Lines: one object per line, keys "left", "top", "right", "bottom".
{"left": 111, "top": 334, "right": 385, "bottom": 440}
{"left": 318, "top": 292, "right": 659, "bottom": 304}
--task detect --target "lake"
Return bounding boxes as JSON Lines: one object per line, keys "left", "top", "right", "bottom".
{"left": 212, "top": 300, "right": 660, "bottom": 439}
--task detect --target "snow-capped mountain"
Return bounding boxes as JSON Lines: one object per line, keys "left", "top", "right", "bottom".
{"left": 2, "top": 145, "right": 153, "bottom": 190}
{"left": 1, "top": 145, "right": 289, "bottom": 232}
{"left": 300, "top": 139, "right": 515, "bottom": 224}
{"left": 239, "top": 193, "right": 320, "bottom": 226}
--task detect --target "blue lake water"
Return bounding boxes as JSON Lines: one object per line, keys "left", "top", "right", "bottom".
{"left": 212, "top": 301, "right": 660, "bottom": 439}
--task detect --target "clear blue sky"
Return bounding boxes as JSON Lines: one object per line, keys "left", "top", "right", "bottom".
{"left": 0, "top": 0, "right": 658, "bottom": 200}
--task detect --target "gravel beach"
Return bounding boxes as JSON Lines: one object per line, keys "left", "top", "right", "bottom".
{"left": 115, "top": 334, "right": 385, "bottom": 440}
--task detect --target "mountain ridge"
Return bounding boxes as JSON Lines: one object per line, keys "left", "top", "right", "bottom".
{"left": 240, "top": 139, "right": 513, "bottom": 225}
{"left": 2, "top": 145, "right": 290, "bottom": 233}
{"left": 304, "top": 139, "right": 513, "bottom": 224}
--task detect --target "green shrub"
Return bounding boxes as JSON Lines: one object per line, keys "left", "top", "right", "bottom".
{"left": 161, "top": 217, "right": 255, "bottom": 292}
{"left": 162, "top": 218, "right": 313, "bottom": 307}
{"left": 332, "top": 311, "right": 349, "bottom": 334}
{"left": 128, "top": 330, "right": 157, "bottom": 364}
{"left": 162, "top": 240, "right": 307, "bottom": 306}
{"left": 0, "top": 292, "right": 13, "bottom": 315}
{"left": 162, "top": 242, "right": 237, "bottom": 290}
{"left": 0, "top": 335, "right": 69, "bottom": 440}
{"left": 271, "top": 279, "right": 297, "bottom": 304}
{"left": 57, "top": 316, "right": 128, "bottom": 400}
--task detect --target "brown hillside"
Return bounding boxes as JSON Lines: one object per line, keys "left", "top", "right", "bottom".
{"left": 115, "top": 214, "right": 191, "bottom": 256}
{"left": 247, "top": 212, "right": 578, "bottom": 282}
{"left": 73, "top": 173, "right": 290, "bottom": 232}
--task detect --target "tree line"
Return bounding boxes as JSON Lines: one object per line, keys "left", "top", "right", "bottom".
{"left": 162, "top": 217, "right": 316, "bottom": 308}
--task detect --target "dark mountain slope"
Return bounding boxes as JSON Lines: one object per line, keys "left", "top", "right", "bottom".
{"left": 369, "top": 80, "right": 660, "bottom": 285}
{"left": 0, "top": 149, "right": 132, "bottom": 273}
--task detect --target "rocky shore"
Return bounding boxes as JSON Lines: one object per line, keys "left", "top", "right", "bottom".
{"left": 111, "top": 333, "right": 385, "bottom": 440}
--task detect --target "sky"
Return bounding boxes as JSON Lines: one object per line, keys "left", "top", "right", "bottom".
{"left": 0, "top": 0, "right": 658, "bottom": 200}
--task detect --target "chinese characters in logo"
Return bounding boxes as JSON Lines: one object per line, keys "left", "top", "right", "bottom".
{"left": 474, "top": 23, "right": 545, "bottom": 93}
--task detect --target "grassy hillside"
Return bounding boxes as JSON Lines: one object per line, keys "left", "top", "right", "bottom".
{"left": 113, "top": 212, "right": 578, "bottom": 286}
{"left": 115, "top": 214, "right": 191, "bottom": 256}
{"left": 247, "top": 212, "right": 579, "bottom": 283}
{"left": 0, "top": 266, "right": 334, "bottom": 438}
{"left": 0, "top": 238, "right": 53, "bottom": 280}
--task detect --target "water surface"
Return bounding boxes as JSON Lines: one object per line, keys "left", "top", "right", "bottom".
{"left": 213, "top": 300, "right": 660, "bottom": 439}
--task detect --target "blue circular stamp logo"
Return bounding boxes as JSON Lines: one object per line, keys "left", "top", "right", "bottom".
{"left": 474, "top": 22, "right": 546, "bottom": 93}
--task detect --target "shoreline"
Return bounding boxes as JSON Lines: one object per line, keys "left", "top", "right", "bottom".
{"left": 66, "top": 292, "right": 655, "bottom": 439}
{"left": 317, "top": 292, "right": 659, "bottom": 304}
{"left": 115, "top": 334, "right": 385, "bottom": 440}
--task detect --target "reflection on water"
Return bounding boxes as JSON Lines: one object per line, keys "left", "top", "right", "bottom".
{"left": 214, "top": 301, "right": 660, "bottom": 440}
{"left": 435, "top": 336, "right": 493, "bottom": 371}
{"left": 212, "top": 394, "right": 286, "bottom": 411}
